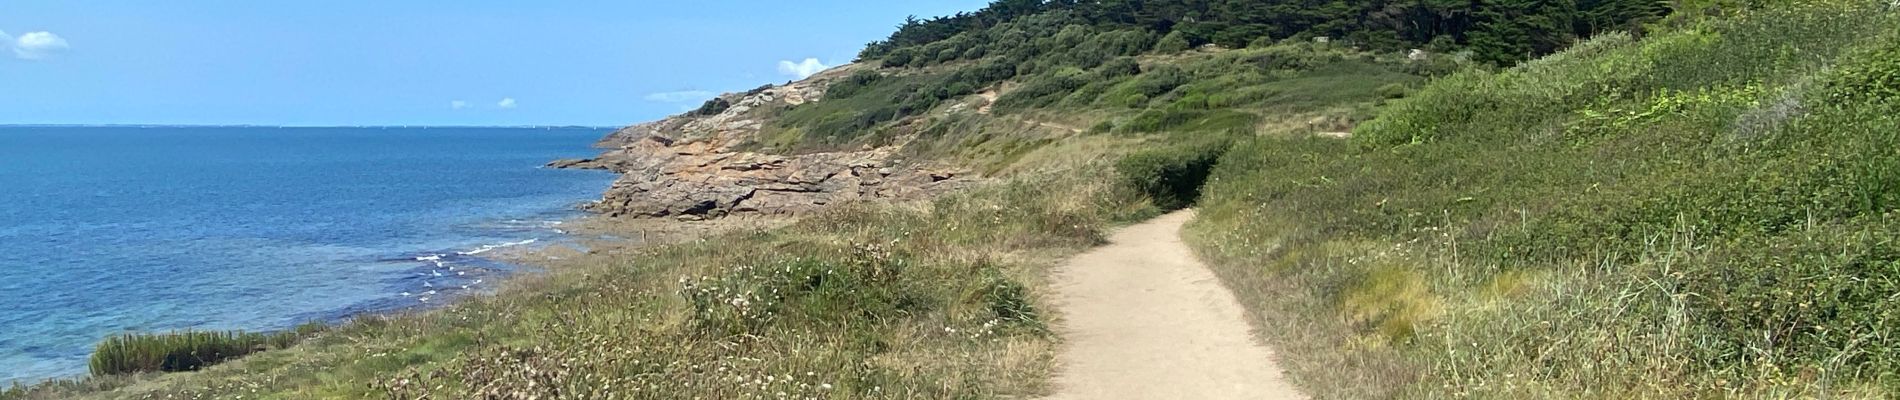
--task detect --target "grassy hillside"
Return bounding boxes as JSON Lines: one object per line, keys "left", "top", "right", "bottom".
{"left": 17, "top": 0, "right": 1898, "bottom": 398}
{"left": 1190, "top": 1, "right": 1900, "bottom": 397}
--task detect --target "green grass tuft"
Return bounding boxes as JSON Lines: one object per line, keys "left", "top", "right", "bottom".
{"left": 88, "top": 323, "right": 323, "bottom": 376}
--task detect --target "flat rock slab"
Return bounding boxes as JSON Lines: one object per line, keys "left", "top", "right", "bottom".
{"left": 1044, "top": 210, "right": 1306, "bottom": 400}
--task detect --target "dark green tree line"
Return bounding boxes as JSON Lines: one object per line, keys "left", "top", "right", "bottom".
{"left": 863, "top": 0, "right": 1672, "bottom": 66}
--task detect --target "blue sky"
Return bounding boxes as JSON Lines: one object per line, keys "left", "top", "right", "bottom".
{"left": 0, "top": 1, "right": 989, "bottom": 126}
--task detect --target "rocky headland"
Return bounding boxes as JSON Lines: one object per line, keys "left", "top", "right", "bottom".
{"left": 551, "top": 64, "right": 970, "bottom": 219}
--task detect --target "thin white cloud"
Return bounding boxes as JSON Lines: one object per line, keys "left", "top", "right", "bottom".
{"left": 10, "top": 31, "right": 69, "bottom": 60}
{"left": 777, "top": 58, "right": 828, "bottom": 79}
{"left": 643, "top": 90, "right": 715, "bottom": 103}
{"left": 450, "top": 100, "right": 470, "bottom": 110}
{"left": 497, "top": 98, "right": 517, "bottom": 109}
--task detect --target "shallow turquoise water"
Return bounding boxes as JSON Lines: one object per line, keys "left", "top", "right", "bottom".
{"left": 0, "top": 126, "right": 617, "bottom": 383}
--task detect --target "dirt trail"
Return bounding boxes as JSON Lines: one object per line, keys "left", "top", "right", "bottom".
{"left": 1043, "top": 210, "right": 1306, "bottom": 400}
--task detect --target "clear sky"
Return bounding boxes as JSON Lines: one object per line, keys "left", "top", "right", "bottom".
{"left": 0, "top": 1, "right": 990, "bottom": 127}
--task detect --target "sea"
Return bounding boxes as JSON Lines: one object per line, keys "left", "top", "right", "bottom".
{"left": 0, "top": 126, "right": 620, "bottom": 384}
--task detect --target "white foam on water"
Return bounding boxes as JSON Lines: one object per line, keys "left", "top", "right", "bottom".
{"left": 457, "top": 238, "right": 540, "bottom": 255}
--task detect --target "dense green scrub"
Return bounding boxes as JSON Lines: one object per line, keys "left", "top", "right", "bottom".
{"left": 1189, "top": 2, "right": 1900, "bottom": 397}
{"left": 758, "top": 0, "right": 1625, "bottom": 152}
{"left": 862, "top": 0, "right": 1668, "bottom": 65}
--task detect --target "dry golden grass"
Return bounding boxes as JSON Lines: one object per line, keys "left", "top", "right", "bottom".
{"left": 4, "top": 166, "right": 1150, "bottom": 400}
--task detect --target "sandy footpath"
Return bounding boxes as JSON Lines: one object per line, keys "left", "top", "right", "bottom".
{"left": 1043, "top": 210, "right": 1306, "bottom": 400}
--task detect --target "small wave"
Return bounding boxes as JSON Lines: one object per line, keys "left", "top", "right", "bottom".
{"left": 456, "top": 239, "right": 539, "bottom": 255}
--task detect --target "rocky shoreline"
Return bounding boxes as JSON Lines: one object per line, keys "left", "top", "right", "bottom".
{"left": 552, "top": 63, "right": 971, "bottom": 220}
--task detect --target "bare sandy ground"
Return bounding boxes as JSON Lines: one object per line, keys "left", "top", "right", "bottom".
{"left": 1043, "top": 210, "right": 1306, "bottom": 400}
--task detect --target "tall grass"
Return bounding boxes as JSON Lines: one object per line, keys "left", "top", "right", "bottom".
{"left": 1188, "top": 3, "right": 1900, "bottom": 398}
{"left": 3, "top": 165, "right": 1153, "bottom": 399}
{"left": 89, "top": 325, "right": 321, "bottom": 376}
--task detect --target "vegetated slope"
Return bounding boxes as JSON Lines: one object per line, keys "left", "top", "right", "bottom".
{"left": 753, "top": 0, "right": 1662, "bottom": 156}
{"left": 1190, "top": 2, "right": 1900, "bottom": 398}
{"left": 2, "top": 0, "right": 1677, "bottom": 398}
{"left": 861, "top": 0, "right": 1666, "bottom": 65}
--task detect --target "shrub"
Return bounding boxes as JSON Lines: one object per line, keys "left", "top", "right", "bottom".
{"left": 1096, "top": 56, "right": 1142, "bottom": 78}
{"left": 1823, "top": 35, "right": 1900, "bottom": 106}
{"left": 1115, "top": 138, "right": 1232, "bottom": 210}
{"left": 1062, "top": 29, "right": 1157, "bottom": 68}
{"left": 681, "top": 248, "right": 918, "bottom": 336}
{"left": 1244, "top": 37, "right": 1278, "bottom": 50}
{"left": 992, "top": 69, "right": 1093, "bottom": 112}
{"left": 882, "top": 48, "right": 916, "bottom": 68}
{"left": 1211, "top": 25, "right": 1272, "bottom": 49}
{"left": 1130, "top": 65, "right": 1192, "bottom": 98}
{"left": 1154, "top": 31, "right": 1192, "bottom": 54}
{"left": 1121, "top": 109, "right": 1258, "bottom": 134}
{"left": 690, "top": 97, "right": 730, "bottom": 116}
{"left": 1374, "top": 83, "right": 1411, "bottom": 99}
{"left": 825, "top": 71, "right": 885, "bottom": 99}
{"left": 1683, "top": 220, "right": 1900, "bottom": 375}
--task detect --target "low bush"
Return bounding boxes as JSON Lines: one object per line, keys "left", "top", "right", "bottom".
{"left": 1120, "top": 109, "right": 1257, "bottom": 134}
{"left": 992, "top": 69, "right": 1094, "bottom": 113}
{"left": 825, "top": 70, "right": 885, "bottom": 99}
{"left": 1822, "top": 30, "right": 1900, "bottom": 106}
{"left": 1096, "top": 56, "right": 1141, "bottom": 78}
{"left": 1154, "top": 31, "right": 1191, "bottom": 54}
{"left": 1374, "top": 83, "right": 1410, "bottom": 99}
{"left": 690, "top": 97, "right": 730, "bottom": 116}
{"left": 1115, "top": 138, "right": 1232, "bottom": 210}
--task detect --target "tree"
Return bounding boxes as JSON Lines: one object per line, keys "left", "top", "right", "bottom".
{"left": 1467, "top": 0, "right": 1580, "bottom": 65}
{"left": 1155, "top": 31, "right": 1193, "bottom": 53}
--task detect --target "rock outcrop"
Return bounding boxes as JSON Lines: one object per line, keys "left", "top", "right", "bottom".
{"left": 559, "top": 63, "right": 971, "bottom": 219}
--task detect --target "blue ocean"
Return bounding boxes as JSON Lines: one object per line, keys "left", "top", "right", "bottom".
{"left": 0, "top": 126, "right": 618, "bottom": 384}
